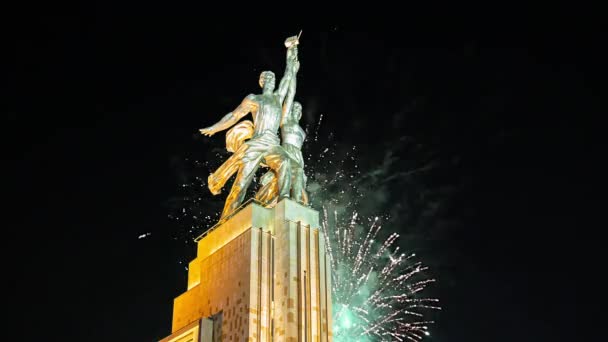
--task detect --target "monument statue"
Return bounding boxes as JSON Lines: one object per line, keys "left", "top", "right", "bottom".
{"left": 255, "top": 77, "right": 308, "bottom": 206}
{"left": 199, "top": 34, "right": 301, "bottom": 219}
{"left": 163, "top": 33, "right": 333, "bottom": 342}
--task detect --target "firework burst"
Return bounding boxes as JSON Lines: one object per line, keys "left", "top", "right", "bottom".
{"left": 322, "top": 209, "right": 440, "bottom": 341}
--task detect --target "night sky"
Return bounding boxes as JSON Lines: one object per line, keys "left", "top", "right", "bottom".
{"left": 6, "top": 9, "right": 594, "bottom": 342}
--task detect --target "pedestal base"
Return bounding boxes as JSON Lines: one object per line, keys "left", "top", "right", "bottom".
{"left": 160, "top": 199, "right": 333, "bottom": 341}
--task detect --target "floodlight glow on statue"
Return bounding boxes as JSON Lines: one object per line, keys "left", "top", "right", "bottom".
{"left": 200, "top": 33, "right": 305, "bottom": 219}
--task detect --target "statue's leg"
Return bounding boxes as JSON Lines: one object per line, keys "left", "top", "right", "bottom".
{"left": 291, "top": 165, "right": 305, "bottom": 203}
{"left": 254, "top": 171, "right": 278, "bottom": 205}
{"left": 209, "top": 145, "right": 247, "bottom": 194}
{"left": 301, "top": 172, "right": 309, "bottom": 205}
{"left": 221, "top": 154, "right": 263, "bottom": 218}
{"left": 264, "top": 146, "right": 291, "bottom": 200}
{"left": 301, "top": 189, "right": 309, "bottom": 205}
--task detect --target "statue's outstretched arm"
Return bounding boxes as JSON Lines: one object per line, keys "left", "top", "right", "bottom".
{"left": 276, "top": 46, "right": 298, "bottom": 104}
{"left": 281, "top": 65, "right": 298, "bottom": 125}
{"left": 200, "top": 95, "right": 258, "bottom": 136}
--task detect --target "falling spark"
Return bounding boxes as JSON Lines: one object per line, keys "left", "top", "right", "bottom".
{"left": 138, "top": 232, "right": 152, "bottom": 239}
{"left": 314, "top": 114, "right": 323, "bottom": 142}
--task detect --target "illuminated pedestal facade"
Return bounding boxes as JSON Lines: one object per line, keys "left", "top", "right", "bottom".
{"left": 160, "top": 199, "right": 333, "bottom": 342}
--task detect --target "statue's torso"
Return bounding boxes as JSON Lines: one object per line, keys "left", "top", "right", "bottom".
{"left": 251, "top": 94, "right": 282, "bottom": 138}
{"left": 281, "top": 122, "right": 306, "bottom": 149}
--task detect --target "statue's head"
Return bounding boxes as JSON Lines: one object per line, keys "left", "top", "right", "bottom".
{"left": 291, "top": 101, "right": 303, "bottom": 121}
{"left": 259, "top": 71, "right": 276, "bottom": 91}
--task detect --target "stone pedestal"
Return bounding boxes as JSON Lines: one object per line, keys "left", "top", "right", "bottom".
{"left": 159, "top": 199, "right": 333, "bottom": 342}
